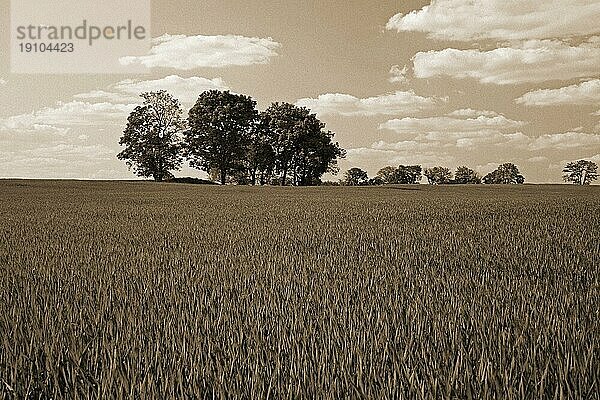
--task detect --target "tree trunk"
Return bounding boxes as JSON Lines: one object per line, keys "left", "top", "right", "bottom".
{"left": 281, "top": 168, "right": 287, "bottom": 186}
{"left": 220, "top": 170, "right": 227, "bottom": 185}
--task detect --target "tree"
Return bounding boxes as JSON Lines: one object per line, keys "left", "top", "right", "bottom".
{"left": 562, "top": 160, "right": 598, "bottom": 185}
{"left": 394, "top": 165, "right": 422, "bottom": 184}
{"left": 262, "top": 103, "right": 345, "bottom": 186}
{"left": 368, "top": 176, "right": 384, "bottom": 185}
{"left": 117, "top": 91, "right": 185, "bottom": 181}
{"left": 185, "top": 90, "right": 258, "bottom": 185}
{"left": 344, "top": 168, "right": 368, "bottom": 186}
{"left": 483, "top": 163, "right": 524, "bottom": 184}
{"left": 424, "top": 166, "right": 452, "bottom": 185}
{"left": 454, "top": 166, "right": 481, "bottom": 184}
{"left": 246, "top": 115, "right": 276, "bottom": 185}
{"left": 376, "top": 166, "right": 397, "bottom": 184}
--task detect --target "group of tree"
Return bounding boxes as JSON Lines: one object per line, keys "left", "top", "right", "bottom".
{"left": 343, "top": 164, "right": 517, "bottom": 185}
{"left": 344, "top": 160, "right": 599, "bottom": 186}
{"left": 118, "top": 90, "right": 345, "bottom": 185}
{"left": 562, "top": 160, "right": 598, "bottom": 185}
{"left": 344, "top": 165, "right": 425, "bottom": 186}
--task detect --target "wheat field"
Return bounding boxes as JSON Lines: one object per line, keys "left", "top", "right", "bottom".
{"left": 0, "top": 181, "right": 598, "bottom": 399}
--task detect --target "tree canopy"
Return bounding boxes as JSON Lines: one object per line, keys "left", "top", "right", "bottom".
{"left": 562, "top": 160, "right": 598, "bottom": 185}
{"left": 483, "top": 163, "right": 524, "bottom": 184}
{"left": 454, "top": 166, "right": 481, "bottom": 184}
{"left": 117, "top": 91, "right": 185, "bottom": 181}
{"left": 185, "top": 90, "right": 258, "bottom": 185}
{"left": 424, "top": 166, "right": 452, "bottom": 185}
{"left": 344, "top": 168, "right": 368, "bottom": 186}
{"left": 262, "top": 103, "right": 345, "bottom": 186}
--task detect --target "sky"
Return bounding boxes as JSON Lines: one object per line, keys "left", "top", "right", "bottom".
{"left": 1, "top": 0, "right": 599, "bottom": 183}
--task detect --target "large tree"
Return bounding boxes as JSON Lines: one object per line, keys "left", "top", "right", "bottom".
{"left": 344, "top": 168, "right": 368, "bottom": 186}
{"left": 454, "top": 166, "right": 481, "bottom": 184}
{"left": 424, "top": 166, "right": 452, "bottom": 185}
{"left": 394, "top": 165, "right": 422, "bottom": 184}
{"left": 376, "top": 166, "right": 397, "bottom": 184}
{"left": 117, "top": 91, "right": 185, "bottom": 181}
{"left": 262, "top": 103, "right": 344, "bottom": 186}
{"left": 483, "top": 163, "right": 524, "bottom": 184}
{"left": 562, "top": 160, "right": 598, "bottom": 185}
{"left": 185, "top": 90, "right": 258, "bottom": 185}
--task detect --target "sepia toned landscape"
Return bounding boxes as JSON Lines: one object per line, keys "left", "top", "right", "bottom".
{"left": 2, "top": 0, "right": 600, "bottom": 398}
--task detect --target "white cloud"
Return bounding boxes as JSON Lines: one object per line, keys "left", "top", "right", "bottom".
{"left": 386, "top": 0, "right": 600, "bottom": 41}
{"left": 113, "top": 75, "right": 228, "bottom": 104}
{"left": 73, "top": 90, "right": 139, "bottom": 104}
{"left": 295, "top": 91, "right": 442, "bottom": 117}
{"left": 389, "top": 65, "right": 409, "bottom": 84}
{"left": 528, "top": 132, "right": 600, "bottom": 150}
{"left": 413, "top": 40, "right": 600, "bottom": 84}
{"left": 120, "top": 34, "right": 281, "bottom": 70}
{"left": 1, "top": 102, "right": 136, "bottom": 128}
{"left": 1, "top": 75, "right": 227, "bottom": 132}
{"left": 516, "top": 79, "right": 600, "bottom": 106}
{"left": 528, "top": 156, "right": 549, "bottom": 163}
{"left": 447, "top": 108, "right": 499, "bottom": 117}
{"left": 380, "top": 115, "right": 525, "bottom": 134}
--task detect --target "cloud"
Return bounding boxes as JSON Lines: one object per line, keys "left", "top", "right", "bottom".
{"left": 120, "top": 34, "right": 281, "bottom": 70}
{"left": 386, "top": 0, "right": 600, "bottom": 41}
{"left": 1, "top": 75, "right": 228, "bottom": 132}
{"left": 113, "top": 75, "right": 228, "bottom": 104}
{"left": 0, "top": 78, "right": 6, "bottom": 86}
{"left": 380, "top": 114, "right": 525, "bottom": 134}
{"left": 1, "top": 102, "right": 136, "bottom": 128}
{"left": 528, "top": 132, "right": 600, "bottom": 150}
{"left": 295, "top": 91, "right": 442, "bottom": 117}
{"left": 73, "top": 90, "right": 139, "bottom": 104}
{"left": 515, "top": 79, "right": 600, "bottom": 106}
{"left": 413, "top": 40, "right": 600, "bottom": 84}
{"left": 389, "top": 65, "right": 409, "bottom": 84}
{"left": 447, "top": 108, "right": 499, "bottom": 117}
{"left": 0, "top": 143, "right": 122, "bottom": 179}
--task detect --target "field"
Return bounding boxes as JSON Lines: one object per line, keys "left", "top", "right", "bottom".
{"left": 0, "top": 180, "right": 598, "bottom": 399}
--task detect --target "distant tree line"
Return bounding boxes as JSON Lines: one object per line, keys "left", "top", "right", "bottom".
{"left": 344, "top": 160, "right": 598, "bottom": 186}
{"left": 118, "top": 90, "right": 345, "bottom": 185}
{"left": 343, "top": 163, "right": 524, "bottom": 186}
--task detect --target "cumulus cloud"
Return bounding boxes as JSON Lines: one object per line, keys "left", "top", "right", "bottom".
{"left": 515, "top": 79, "right": 600, "bottom": 106}
{"left": 295, "top": 91, "right": 442, "bottom": 117}
{"left": 0, "top": 102, "right": 136, "bottom": 128}
{"left": 413, "top": 40, "right": 600, "bottom": 85}
{"left": 120, "top": 34, "right": 281, "bottom": 70}
{"left": 0, "top": 143, "right": 121, "bottom": 179}
{"left": 112, "top": 75, "right": 228, "bottom": 104}
{"left": 528, "top": 132, "right": 600, "bottom": 150}
{"left": 386, "top": 0, "right": 600, "bottom": 41}
{"left": 389, "top": 65, "right": 409, "bottom": 84}
{"left": 1, "top": 75, "right": 228, "bottom": 132}
{"left": 447, "top": 108, "right": 500, "bottom": 117}
{"left": 380, "top": 115, "right": 525, "bottom": 134}
{"left": 73, "top": 90, "right": 139, "bottom": 104}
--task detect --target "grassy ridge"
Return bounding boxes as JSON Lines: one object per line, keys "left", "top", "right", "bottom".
{"left": 0, "top": 181, "right": 598, "bottom": 399}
